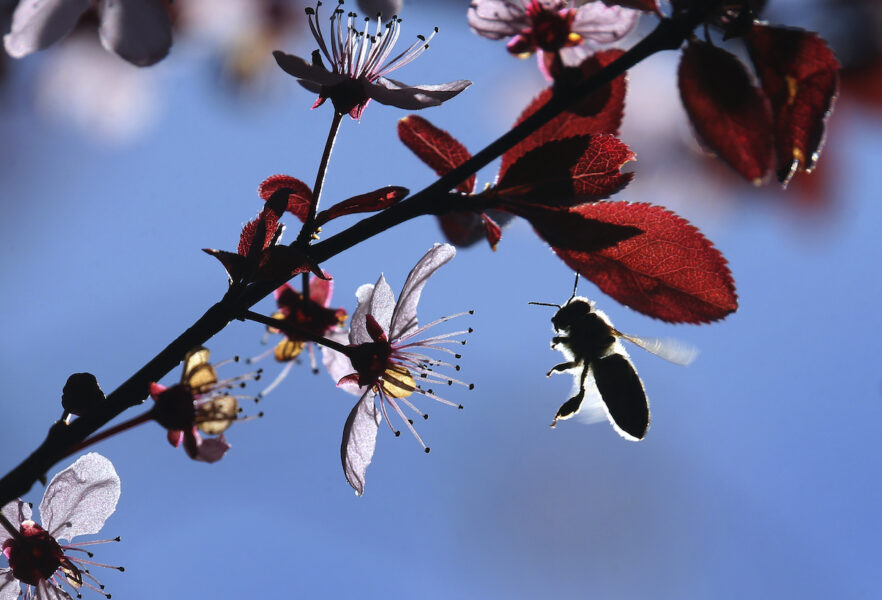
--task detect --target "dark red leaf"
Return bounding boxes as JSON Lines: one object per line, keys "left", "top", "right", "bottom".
{"left": 500, "top": 50, "right": 627, "bottom": 181}
{"left": 203, "top": 248, "right": 246, "bottom": 284}
{"left": 398, "top": 115, "right": 475, "bottom": 194}
{"left": 254, "top": 246, "right": 326, "bottom": 282}
{"left": 678, "top": 40, "right": 774, "bottom": 184}
{"left": 258, "top": 174, "right": 313, "bottom": 222}
{"left": 511, "top": 203, "right": 642, "bottom": 255}
{"left": 438, "top": 212, "right": 486, "bottom": 247}
{"left": 747, "top": 24, "right": 840, "bottom": 186}
{"left": 314, "top": 186, "right": 409, "bottom": 227}
{"left": 548, "top": 202, "right": 737, "bottom": 323}
{"left": 495, "top": 135, "right": 634, "bottom": 204}
{"left": 481, "top": 214, "right": 502, "bottom": 251}
{"left": 237, "top": 217, "right": 278, "bottom": 257}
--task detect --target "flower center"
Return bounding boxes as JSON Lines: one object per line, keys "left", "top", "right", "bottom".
{"left": 151, "top": 384, "right": 197, "bottom": 431}
{"left": 2, "top": 521, "right": 66, "bottom": 586}
{"left": 348, "top": 340, "right": 393, "bottom": 388}
{"left": 530, "top": 6, "right": 578, "bottom": 52}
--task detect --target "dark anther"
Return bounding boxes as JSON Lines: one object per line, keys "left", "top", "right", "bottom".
{"left": 394, "top": 430, "right": 401, "bottom": 437}
{"left": 424, "top": 447, "right": 431, "bottom": 454}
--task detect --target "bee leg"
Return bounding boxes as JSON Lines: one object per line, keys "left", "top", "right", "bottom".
{"left": 546, "top": 361, "right": 578, "bottom": 377}
{"left": 551, "top": 335, "right": 569, "bottom": 350}
{"left": 551, "top": 366, "right": 590, "bottom": 428}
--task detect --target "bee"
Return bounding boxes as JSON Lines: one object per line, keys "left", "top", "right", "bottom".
{"left": 532, "top": 276, "right": 697, "bottom": 441}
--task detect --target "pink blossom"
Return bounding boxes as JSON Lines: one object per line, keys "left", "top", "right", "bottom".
{"left": 0, "top": 453, "right": 122, "bottom": 600}
{"left": 468, "top": 0, "right": 638, "bottom": 79}
{"left": 4, "top": 0, "right": 172, "bottom": 66}
{"left": 322, "top": 244, "right": 473, "bottom": 495}
{"left": 148, "top": 347, "right": 260, "bottom": 463}
{"left": 273, "top": 1, "right": 470, "bottom": 120}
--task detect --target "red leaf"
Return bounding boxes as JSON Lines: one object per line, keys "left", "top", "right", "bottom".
{"left": 511, "top": 204, "right": 642, "bottom": 254}
{"left": 481, "top": 214, "right": 502, "bottom": 251}
{"left": 436, "top": 209, "right": 513, "bottom": 248}
{"left": 548, "top": 202, "right": 737, "bottom": 323}
{"left": 398, "top": 115, "right": 475, "bottom": 194}
{"left": 237, "top": 216, "right": 279, "bottom": 257}
{"left": 495, "top": 135, "right": 634, "bottom": 204}
{"left": 438, "top": 212, "right": 486, "bottom": 247}
{"left": 500, "top": 50, "right": 627, "bottom": 181}
{"left": 203, "top": 248, "right": 246, "bottom": 284}
{"left": 258, "top": 174, "right": 313, "bottom": 222}
{"left": 678, "top": 40, "right": 774, "bottom": 184}
{"left": 254, "top": 246, "right": 326, "bottom": 282}
{"left": 314, "top": 186, "right": 409, "bottom": 227}
{"left": 747, "top": 24, "right": 840, "bottom": 186}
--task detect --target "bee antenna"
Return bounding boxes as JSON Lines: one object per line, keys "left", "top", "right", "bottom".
{"left": 569, "top": 272, "right": 581, "bottom": 302}
{"left": 528, "top": 302, "right": 561, "bottom": 309}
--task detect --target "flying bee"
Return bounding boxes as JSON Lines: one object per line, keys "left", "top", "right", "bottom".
{"left": 531, "top": 275, "right": 698, "bottom": 441}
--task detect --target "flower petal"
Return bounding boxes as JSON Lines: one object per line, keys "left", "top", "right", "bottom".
{"left": 0, "top": 500, "right": 31, "bottom": 547}
{"left": 0, "top": 569, "right": 20, "bottom": 600}
{"left": 350, "top": 283, "right": 375, "bottom": 345}
{"left": 39, "top": 453, "right": 120, "bottom": 542}
{"left": 340, "top": 391, "right": 382, "bottom": 496}
{"left": 194, "top": 435, "right": 232, "bottom": 463}
{"left": 322, "top": 329, "right": 364, "bottom": 396}
{"left": 467, "top": 0, "right": 529, "bottom": 40}
{"left": 369, "top": 77, "right": 472, "bottom": 110}
{"left": 97, "top": 0, "right": 172, "bottom": 66}
{"left": 35, "top": 580, "right": 71, "bottom": 600}
{"left": 571, "top": 2, "right": 639, "bottom": 45}
{"left": 351, "top": 276, "right": 395, "bottom": 343}
{"left": 389, "top": 243, "right": 456, "bottom": 339}
{"left": 3, "top": 0, "right": 90, "bottom": 59}
{"left": 272, "top": 50, "right": 343, "bottom": 87}
{"left": 309, "top": 274, "right": 334, "bottom": 308}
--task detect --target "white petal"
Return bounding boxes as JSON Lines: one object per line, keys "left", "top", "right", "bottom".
{"left": 349, "top": 283, "right": 376, "bottom": 344}
{"left": 97, "top": 0, "right": 172, "bottom": 66}
{"left": 467, "top": 0, "right": 529, "bottom": 40}
{"left": 193, "top": 435, "right": 231, "bottom": 463}
{"left": 35, "top": 580, "right": 71, "bottom": 600}
{"left": 571, "top": 2, "right": 639, "bottom": 45}
{"left": 40, "top": 453, "right": 120, "bottom": 542}
{"left": 369, "top": 77, "right": 471, "bottom": 110}
{"left": 3, "top": 0, "right": 90, "bottom": 58}
{"left": 0, "top": 499, "right": 31, "bottom": 548}
{"left": 273, "top": 50, "right": 343, "bottom": 87}
{"left": 322, "top": 329, "right": 365, "bottom": 396}
{"left": 369, "top": 274, "right": 395, "bottom": 334}
{"left": 0, "top": 569, "right": 20, "bottom": 600}
{"left": 340, "top": 391, "right": 381, "bottom": 496}
{"left": 389, "top": 243, "right": 456, "bottom": 339}
{"left": 351, "top": 278, "right": 395, "bottom": 343}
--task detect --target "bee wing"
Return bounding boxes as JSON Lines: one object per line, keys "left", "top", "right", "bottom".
{"left": 613, "top": 331, "right": 699, "bottom": 366}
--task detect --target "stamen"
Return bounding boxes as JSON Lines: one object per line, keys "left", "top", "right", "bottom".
{"left": 256, "top": 360, "right": 295, "bottom": 398}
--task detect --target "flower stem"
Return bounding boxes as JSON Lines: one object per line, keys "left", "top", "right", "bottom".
{"left": 242, "top": 310, "right": 351, "bottom": 354}
{"left": 66, "top": 411, "right": 155, "bottom": 457}
{"left": 298, "top": 111, "right": 344, "bottom": 245}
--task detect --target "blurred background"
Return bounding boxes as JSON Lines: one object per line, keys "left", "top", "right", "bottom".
{"left": 0, "top": 0, "right": 880, "bottom": 598}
